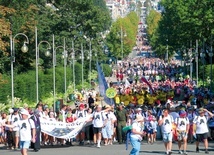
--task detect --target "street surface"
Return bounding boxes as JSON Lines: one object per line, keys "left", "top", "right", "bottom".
{"left": 0, "top": 141, "right": 213, "bottom": 155}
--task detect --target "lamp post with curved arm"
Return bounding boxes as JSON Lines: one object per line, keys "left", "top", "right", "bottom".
{"left": 10, "top": 33, "right": 29, "bottom": 107}
{"left": 35, "top": 27, "right": 52, "bottom": 103}
{"left": 51, "top": 35, "right": 66, "bottom": 112}
{"left": 72, "top": 43, "right": 84, "bottom": 89}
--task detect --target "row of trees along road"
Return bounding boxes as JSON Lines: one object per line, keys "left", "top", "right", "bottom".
{"left": 146, "top": 0, "right": 213, "bottom": 84}
{"left": 0, "top": 0, "right": 112, "bottom": 106}
{"left": 146, "top": 0, "right": 213, "bottom": 59}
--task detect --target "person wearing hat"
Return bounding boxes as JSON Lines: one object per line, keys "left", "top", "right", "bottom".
{"left": 129, "top": 115, "right": 145, "bottom": 155}
{"left": 115, "top": 103, "right": 127, "bottom": 144}
{"left": 175, "top": 110, "right": 189, "bottom": 155}
{"left": 193, "top": 108, "right": 214, "bottom": 154}
{"left": 1, "top": 109, "right": 36, "bottom": 155}
{"left": 101, "top": 105, "right": 114, "bottom": 145}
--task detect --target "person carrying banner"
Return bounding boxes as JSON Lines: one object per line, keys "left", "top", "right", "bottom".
{"left": 75, "top": 103, "right": 88, "bottom": 145}
{"left": 30, "top": 109, "right": 41, "bottom": 152}
{"left": 1, "top": 109, "right": 36, "bottom": 155}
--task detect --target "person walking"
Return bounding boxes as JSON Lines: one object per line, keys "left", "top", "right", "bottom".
{"left": 30, "top": 109, "right": 41, "bottom": 152}
{"left": 129, "top": 115, "right": 145, "bottom": 155}
{"left": 158, "top": 108, "right": 174, "bottom": 155}
{"left": 193, "top": 108, "right": 214, "bottom": 154}
{"left": 2, "top": 109, "right": 36, "bottom": 155}
{"left": 175, "top": 110, "right": 189, "bottom": 155}
{"left": 91, "top": 105, "right": 107, "bottom": 148}
{"left": 115, "top": 103, "right": 127, "bottom": 144}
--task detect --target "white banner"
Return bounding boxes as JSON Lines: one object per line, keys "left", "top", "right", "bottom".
{"left": 40, "top": 118, "right": 87, "bottom": 139}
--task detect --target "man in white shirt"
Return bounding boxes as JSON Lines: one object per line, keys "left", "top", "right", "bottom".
{"left": 175, "top": 110, "right": 189, "bottom": 155}
{"left": 8, "top": 108, "right": 21, "bottom": 150}
{"left": 2, "top": 109, "right": 36, "bottom": 155}
{"left": 193, "top": 108, "right": 214, "bottom": 154}
{"left": 91, "top": 105, "right": 107, "bottom": 148}
{"left": 158, "top": 108, "right": 174, "bottom": 155}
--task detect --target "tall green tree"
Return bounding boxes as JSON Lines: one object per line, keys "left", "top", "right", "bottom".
{"left": 106, "top": 12, "right": 139, "bottom": 59}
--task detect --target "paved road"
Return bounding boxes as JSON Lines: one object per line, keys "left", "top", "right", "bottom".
{"left": 1, "top": 141, "right": 214, "bottom": 155}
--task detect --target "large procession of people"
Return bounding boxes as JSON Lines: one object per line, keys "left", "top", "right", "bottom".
{"left": 0, "top": 57, "right": 214, "bottom": 155}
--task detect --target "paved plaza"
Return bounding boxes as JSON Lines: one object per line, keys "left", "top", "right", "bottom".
{"left": 0, "top": 141, "right": 214, "bottom": 155}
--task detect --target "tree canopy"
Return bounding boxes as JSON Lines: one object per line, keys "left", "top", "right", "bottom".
{"left": 147, "top": 0, "right": 213, "bottom": 58}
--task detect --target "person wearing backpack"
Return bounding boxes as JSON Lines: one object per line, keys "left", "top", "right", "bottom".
{"left": 175, "top": 110, "right": 189, "bottom": 155}
{"left": 158, "top": 108, "right": 174, "bottom": 155}
{"left": 1, "top": 109, "right": 36, "bottom": 155}
{"left": 193, "top": 108, "right": 214, "bottom": 154}
{"left": 129, "top": 115, "right": 145, "bottom": 155}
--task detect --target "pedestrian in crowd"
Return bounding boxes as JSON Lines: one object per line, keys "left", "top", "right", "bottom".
{"left": 8, "top": 108, "right": 21, "bottom": 150}
{"left": 175, "top": 110, "right": 189, "bottom": 155}
{"left": 193, "top": 108, "right": 214, "bottom": 154}
{"left": 2, "top": 109, "right": 36, "bottom": 155}
{"left": 115, "top": 103, "right": 127, "bottom": 144}
{"left": 0, "top": 113, "right": 7, "bottom": 145}
{"left": 88, "top": 94, "right": 95, "bottom": 109}
{"left": 5, "top": 108, "right": 14, "bottom": 149}
{"left": 91, "top": 105, "right": 107, "bottom": 148}
{"left": 102, "top": 105, "right": 114, "bottom": 145}
{"left": 85, "top": 108, "right": 93, "bottom": 144}
{"left": 187, "top": 106, "right": 196, "bottom": 143}
{"left": 75, "top": 103, "right": 88, "bottom": 145}
{"left": 129, "top": 115, "right": 145, "bottom": 155}
{"left": 30, "top": 109, "right": 41, "bottom": 152}
{"left": 145, "top": 110, "right": 156, "bottom": 144}
{"left": 158, "top": 108, "right": 174, "bottom": 155}
{"left": 48, "top": 111, "right": 56, "bottom": 145}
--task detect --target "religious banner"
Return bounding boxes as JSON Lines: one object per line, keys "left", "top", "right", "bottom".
{"left": 40, "top": 117, "right": 87, "bottom": 139}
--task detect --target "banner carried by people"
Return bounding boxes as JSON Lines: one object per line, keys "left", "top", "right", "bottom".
{"left": 40, "top": 118, "right": 87, "bottom": 139}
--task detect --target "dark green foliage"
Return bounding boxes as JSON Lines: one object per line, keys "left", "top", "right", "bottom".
{"left": 102, "top": 63, "right": 112, "bottom": 77}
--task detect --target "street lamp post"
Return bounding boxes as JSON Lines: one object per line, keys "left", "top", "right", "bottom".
{"left": 35, "top": 27, "right": 51, "bottom": 104}
{"left": 81, "top": 43, "right": 84, "bottom": 89}
{"left": 196, "top": 40, "right": 199, "bottom": 87}
{"left": 166, "top": 39, "right": 169, "bottom": 62}
{"left": 200, "top": 48, "right": 206, "bottom": 87}
{"left": 119, "top": 26, "right": 127, "bottom": 60}
{"left": 71, "top": 51, "right": 75, "bottom": 90}
{"left": 61, "top": 38, "right": 67, "bottom": 95}
{"left": 52, "top": 35, "right": 66, "bottom": 111}
{"left": 10, "top": 33, "right": 29, "bottom": 107}
{"left": 208, "top": 35, "right": 213, "bottom": 92}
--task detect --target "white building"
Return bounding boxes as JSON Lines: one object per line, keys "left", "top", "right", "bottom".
{"left": 105, "top": 0, "right": 130, "bottom": 21}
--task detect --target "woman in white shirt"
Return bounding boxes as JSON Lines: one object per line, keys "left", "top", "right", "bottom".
{"left": 129, "top": 115, "right": 144, "bottom": 155}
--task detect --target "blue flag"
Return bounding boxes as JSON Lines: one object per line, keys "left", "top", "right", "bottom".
{"left": 96, "top": 62, "right": 114, "bottom": 105}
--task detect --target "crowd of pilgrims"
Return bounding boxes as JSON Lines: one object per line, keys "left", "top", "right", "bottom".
{"left": 0, "top": 57, "right": 214, "bottom": 153}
